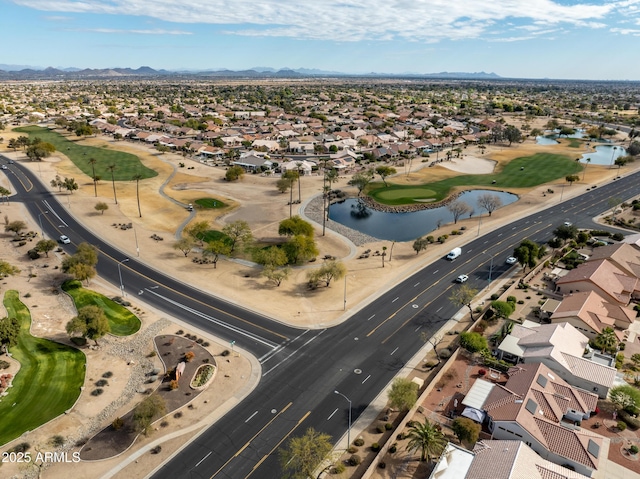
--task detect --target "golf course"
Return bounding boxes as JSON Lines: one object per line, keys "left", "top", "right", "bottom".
{"left": 369, "top": 153, "right": 583, "bottom": 205}
{"left": 14, "top": 126, "right": 157, "bottom": 181}
{"left": 0, "top": 291, "right": 86, "bottom": 446}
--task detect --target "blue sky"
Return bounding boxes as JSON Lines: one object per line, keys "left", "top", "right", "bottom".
{"left": 2, "top": 0, "right": 640, "bottom": 80}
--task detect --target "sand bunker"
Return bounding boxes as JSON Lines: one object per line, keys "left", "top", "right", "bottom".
{"left": 439, "top": 155, "right": 496, "bottom": 174}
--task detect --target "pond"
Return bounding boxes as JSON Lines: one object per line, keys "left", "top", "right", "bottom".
{"left": 328, "top": 190, "right": 519, "bottom": 241}
{"left": 579, "top": 145, "right": 627, "bottom": 165}
{"left": 536, "top": 128, "right": 586, "bottom": 145}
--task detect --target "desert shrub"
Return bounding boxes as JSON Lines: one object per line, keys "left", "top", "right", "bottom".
{"left": 333, "top": 463, "right": 346, "bottom": 474}
{"left": 50, "top": 435, "right": 64, "bottom": 447}
{"left": 631, "top": 445, "right": 639, "bottom": 454}
{"left": 160, "top": 420, "right": 169, "bottom": 428}
{"left": 490, "top": 293, "right": 500, "bottom": 300}
{"left": 174, "top": 411, "right": 183, "bottom": 419}
{"left": 146, "top": 351, "right": 157, "bottom": 357}
{"left": 619, "top": 410, "right": 640, "bottom": 430}
{"left": 460, "top": 331, "right": 488, "bottom": 353}
{"left": 91, "top": 388, "right": 104, "bottom": 396}
{"left": 151, "top": 445, "right": 162, "bottom": 454}
{"left": 102, "top": 371, "right": 113, "bottom": 378}
{"left": 378, "top": 462, "right": 386, "bottom": 469}
{"left": 176, "top": 330, "right": 184, "bottom": 335}
{"left": 389, "top": 443, "right": 397, "bottom": 453}
{"left": 8, "top": 442, "right": 30, "bottom": 453}
{"left": 221, "top": 349, "right": 230, "bottom": 357}
{"left": 506, "top": 295, "right": 517, "bottom": 303}
{"left": 376, "top": 424, "right": 386, "bottom": 433}
{"left": 112, "top": 417, "right": 124, "bottom": 430}
{"left": 385, "top": 422, "right": 393, "bottom": 430}
{"left": 371, "top": 442, "right": 381, "bottom": 452}
{"left": 348, "top": 454, "right": 362, "bottom": 466}
{"left": 0, "top": 360, "right": 10, "bottom": 370}
{"left": 169, "top": 379, "right": 179, "bottom": 390}
{"left": 95, "top": 379, "right": 108, "bottom": 387}
{"left": 438, "top": 348, "right": 452, "bottom": 359}
{"left": 347, "top": 445, "right": 358, "bottom": 454}
{"left": 353, "top": 438, "right": 364, "bottom": 447}
{"left": 618, "top": 421, "right": 627, "bottom": 431}
{"left": 184, "top": 351, "right": 196, "bottom": 362}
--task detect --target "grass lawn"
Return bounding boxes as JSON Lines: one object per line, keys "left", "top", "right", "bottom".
{"left": 200, "top": 230, "right": 232, "bottom": 244}
{"left": 0, "top": 290, "right": 85, "bottom": 446}
{"left": 369, "top": 153, "right": 583, "bottom": 205}
{"left": 62, "top": 280, "right": 141, "bottom": 336}
{"left": 194, "top": 197, "right": 227, "bottom": 209}
{"left": 14, "top": 125, "right": 157, "bottom": 181}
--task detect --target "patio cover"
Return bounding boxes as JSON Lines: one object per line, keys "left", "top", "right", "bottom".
{"left": 462, "top": 378, "right": 494, "bottom": 409}
{"left": 461, "top": 407, "right": 486, "bottom": 423}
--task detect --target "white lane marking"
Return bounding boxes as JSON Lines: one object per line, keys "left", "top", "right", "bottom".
{"left": 245, "top": 411, "right": 259, "bottom": 423}
{"left": 195, "top": 451, "right": 212, "bottom": 468}
{"left": 498, "top": 233, "right": 503, "bottom": 237}
{"left": 436, "top": 306, "right": 443, "bottom": 312}
{"left": 414, "top": 326, "right": 421, "bottom": 332}
{"left": 362, "top": 375, "right": 371, "bottom": 384}
{"left": 328, "top": 408, "right": 339, "bottom": 420}
{"left": 145, "top": 289, "right": 279, "bottom": 350}
{"left": 432, "top": 270, "right": 438, "bottom": 274}
{"left": 390, "top": 347, "right": 399, "bottom": 355}
{"left": 263, "top": 329, "right": 327, "bottom": 377}
{"left": 392, "top": 297, "right": 399, "bottom": 303}
{"left": 42, "top": 200, "right": 69, "bottom": 227}
{"left": 367, "top": 314, "right": 376, "bottom": 321}
{"left": 414, "top": 282, "right": 420, "bottom": 287}
{"left": 259, "top": 329, "right": 310, "bottom": 364}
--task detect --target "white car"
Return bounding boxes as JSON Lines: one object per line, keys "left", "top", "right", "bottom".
{"left": 564, "top": 221, "right": 572, "bottom": 227}
{"left": 59, "top": 235, "right": 71, "bottom": 244}
{"left": 506, "top": 256, "right": 518, "bottom": 265}
{"left": 456, "top": 274, "right": 469, "bottom": 283}
{"left": 0, "top": 165, "right": 7, "bottom": 170}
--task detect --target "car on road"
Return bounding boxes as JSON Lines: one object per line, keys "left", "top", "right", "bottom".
{"left": 456, "top": 274, "right": 469, "bottom": 283}
{"left": 564, "top": 221, "right": 572, "bottom": 227}
{"left": 506, "top": 256, "right": 518, "bottom": 265}
{"left": 8, "top": 160, "right": 14, "bottom": 164}
{"left": 59, "top": 235, "right": 71, "bottom": 244}
{"left": 0, "top": 165, "right": 7, "bottom": 170}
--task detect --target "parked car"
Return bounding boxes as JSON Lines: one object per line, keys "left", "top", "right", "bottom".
{"left": 59, "top": 235, "right": 71, "bottom": 244}
{"left": 506, "top": 256, "right": 518, "bottom": 265}
{"left": 456, "top": 274, "right": 469, "bottom": 283}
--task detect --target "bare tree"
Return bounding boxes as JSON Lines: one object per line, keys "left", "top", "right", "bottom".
{"left": 477, "top": 193, "right": 502, "bottom": 217}
{"left": 447, "top": 200, "right": 472, "bottom": 224}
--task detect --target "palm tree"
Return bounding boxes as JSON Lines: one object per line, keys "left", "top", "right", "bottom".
{"left": 582, "top": 157, "right": 591, "bottom": 181}
{"left": 88, "top": 157, "right": 98, "bottom": 197}
{"left": 107, "top": 164, "right": 118, "bottom": 204}
{"left": 405, "top": 419, "right": 446, "bottom": 462}
{"left": 132, "top": 173, "right": 143, "bottom": 218}
{"left": 595, "top": 327, "right": 618, "bottom": 354}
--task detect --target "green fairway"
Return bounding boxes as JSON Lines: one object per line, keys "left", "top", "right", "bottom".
{"left": 194, "top": 197, "right": 227, "bottom": 209}
{"left": 369, "top": 153, "right": 583, "bottom": 205}
{"left": 62, "top": 281, "right": 141, "bottom": 336}
{"left": 0, "top": 291, "right": 85, "bottom": 446}
{"left": 200, "top": 229, "right": 232, "bottom": 244}
{"left": 14, "top": 126, "right": 157, "bottom": 181}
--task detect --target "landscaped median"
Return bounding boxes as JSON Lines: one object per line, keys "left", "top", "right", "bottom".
{"left": 62, "top": 280, "right": 141, "bottom": 336}
{"left": 0, "top": 290, "right": 86, "bottom": 446}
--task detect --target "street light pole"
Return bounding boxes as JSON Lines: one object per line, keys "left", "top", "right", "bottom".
{"left": 117, "top": 258, "right": 130, "bottom": 297}
{"left": 334, "top": 390, "right": 352, "bottom": 448}
{"left": 38, "top": 210, "right": 49, "bottom": 237}
{"left": 343, "top": 275, "right": 347, "bottom": 311}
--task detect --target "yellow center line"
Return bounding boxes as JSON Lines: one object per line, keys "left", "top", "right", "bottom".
{"left": 209, "top": 402, "right": 293, "bottom": 478}
{"left": 244, "top": 410, "right": 311, "bottom": 479}
{"left": 368, "top": 221, "right": 548, "bottom": 342}
{"left": 99, "top": 250, "right": 290, "bottom": 341}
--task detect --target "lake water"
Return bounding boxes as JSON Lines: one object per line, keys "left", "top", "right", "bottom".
{"left": 328, "top": 190, "right": 519, "bottom": 241}
{"left": 579, "top": 145, "right": 627, "bottom": 165}
{"left": 536, "top": 128, "right": 586, "bottom": 145}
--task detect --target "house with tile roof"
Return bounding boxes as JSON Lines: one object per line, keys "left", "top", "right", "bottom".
{"left": 429, "top": 440, "right": 591, "bottom": 479}
{"left": 555, "top": 259, "right": 640, "bottom": 306}
{"left": 585, "top": 243, "right": 640, "bottom": 278}
{"left": 497, "top": 322, "right": 618, "bottom": 398}
{"left": 481, "top": 363, "right": 603, "bottom": 476}
{"left": 550, "top": 290, "right": 636, "bottom": 341}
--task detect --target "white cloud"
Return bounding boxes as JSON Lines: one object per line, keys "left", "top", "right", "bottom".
{"left": 610, "top": 26, "right": 640, "bottom": 34}
{"left": 11, "top": 0, "right": 640, "bottom": 42}
{"left": 75, "top": 28, "right": 192, "bottom": 35}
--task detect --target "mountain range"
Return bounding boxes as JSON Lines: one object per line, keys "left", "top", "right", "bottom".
{"left": 0, "top": 64, "right": 501, "bottom": 80}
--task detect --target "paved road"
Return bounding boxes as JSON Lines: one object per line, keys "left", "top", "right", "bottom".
{"left": 1, "top": 154, "right": 638, "bottom": 478}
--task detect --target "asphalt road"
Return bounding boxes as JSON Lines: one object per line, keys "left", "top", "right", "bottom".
{"left": 1, "top": 154, "right": 638, "bottom": 478}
